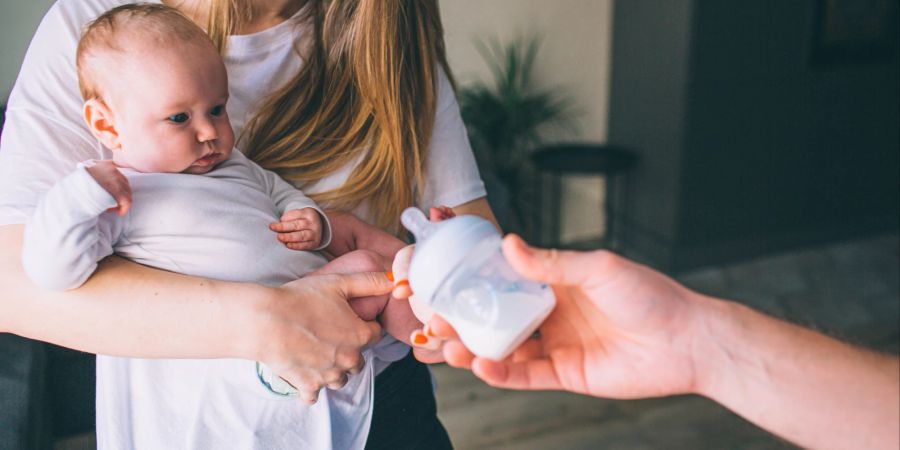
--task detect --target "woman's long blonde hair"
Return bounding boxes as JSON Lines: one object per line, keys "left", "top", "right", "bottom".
{"left": 207, "top": 0, "right": 453, "bottom": 232}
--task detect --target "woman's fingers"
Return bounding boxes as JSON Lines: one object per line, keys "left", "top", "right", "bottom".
{"left": 427, "top": 315, "right": 458, "bottom": 339}
{"left": 298, "top": 388, "right": 320, "bottom": 405}
{"left": 390, "top": 245, "right": 414, "bottom": 298}
{"left": 412, "top": 346, "right": 446, "bottom": 364}
{"left": 409, "top": 327, "right": 441, "bottom": 350}
{"left": 336, "top": 271, "right": 393, "bottom": 297}
{"left": 325, "top": 371, "right": 349, "bottom": 390}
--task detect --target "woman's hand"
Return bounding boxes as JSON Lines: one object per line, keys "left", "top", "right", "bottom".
{"left": 253, "top": 271, "right": 392, "bottom": 404}
{"left": 427, "top": 234, "right": 705, "bottom": 399}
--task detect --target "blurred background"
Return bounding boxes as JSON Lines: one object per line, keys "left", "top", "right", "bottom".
{"left": 1, "top": 0, "right": 898, "bottom": 449}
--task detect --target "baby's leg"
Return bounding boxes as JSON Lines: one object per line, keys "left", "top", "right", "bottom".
{"left": 313, "top": 250, "right": 422, "bottom": 344}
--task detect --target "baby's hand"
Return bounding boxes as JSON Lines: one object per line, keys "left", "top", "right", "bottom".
{"left": 85, "top": 160, "right": 132, "bottom": 216}
{"left": 430, "top": 206, "right": 455, "bottom": 221}
{"left": 270, "top": 208, "right": 322, "bottom": 250}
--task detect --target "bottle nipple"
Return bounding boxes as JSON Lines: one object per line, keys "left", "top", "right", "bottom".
{"left": 401, "top": 207, "right": 433, "bottom": 242}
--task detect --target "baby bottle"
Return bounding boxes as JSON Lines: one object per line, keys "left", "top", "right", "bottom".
{"left": 401, "top": 207, "right": 556, "bottom": 361}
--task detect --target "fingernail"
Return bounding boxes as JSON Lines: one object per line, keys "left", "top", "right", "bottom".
{"left": 395, "top": 279, "right": 409, "bottom": 288}
{"left": 385, "top": 271, "right": 394, "bottom": 282}
{"left": 424, "top": 324, "right": 436, "bottom": 337}
{"left": 412, "top": 332, "right": 428, "bottom": 345}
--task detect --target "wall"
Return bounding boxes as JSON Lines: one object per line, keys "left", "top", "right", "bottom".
{"left": 680, "top": 0, "right": 899, "bottom": 254}
{"left": 440, "top": 0, "right": 614, "bottom": 243}
{"left": 607, "top": 0, "right": 695, "bottom": 264}
{"left": 0, "top": 0, "right": 56, "bottom": 103}
{"left": 609, "top": 0, "right": 899, "bottom": 270}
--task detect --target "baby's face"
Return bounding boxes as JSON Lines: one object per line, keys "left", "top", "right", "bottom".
{"left": 102, "top": 40, "right": 234, "bottom": 174}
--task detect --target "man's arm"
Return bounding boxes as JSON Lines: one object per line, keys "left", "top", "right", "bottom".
{"left": 426, "top": 235, "right": 899, "bottom": 450}
{"left": 695, "top": 297, "right": 899, "bottom": 450}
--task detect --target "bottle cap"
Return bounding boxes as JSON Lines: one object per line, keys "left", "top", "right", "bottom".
{"left": 401, "top": 207, "right": 499, "bottom": 304}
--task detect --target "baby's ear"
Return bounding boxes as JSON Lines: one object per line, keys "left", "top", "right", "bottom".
{"left": 83, "top": 99, "right": 120, "bottom": 150}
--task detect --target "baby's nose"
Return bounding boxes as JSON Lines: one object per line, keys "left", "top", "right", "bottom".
{"left": 196, "top": 119, "right": 218, "bottom": 143}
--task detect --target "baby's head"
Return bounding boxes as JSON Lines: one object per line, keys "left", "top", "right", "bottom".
{"left": 76, "top": 3, "right": 234, "bottom": 174}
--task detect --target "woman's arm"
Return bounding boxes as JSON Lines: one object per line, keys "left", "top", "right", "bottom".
{"left": 1, "top": 224, "right": 388, "bottom": 395}
{"left": 323, "top": 210, "right": 408, "bottom": 260}
{"left": 3, "top": 224, "right": 257, "bottom": 357}
{"left": 449, "top": 197, "right": 500, "bottom": 229}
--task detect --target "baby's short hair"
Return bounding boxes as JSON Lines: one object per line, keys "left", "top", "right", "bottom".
{"left": 76, "top": 2, "right": 212, "bottom": 100}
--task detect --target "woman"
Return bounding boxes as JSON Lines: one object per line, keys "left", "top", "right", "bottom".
{"left": 0, "top": 0, "right": 497, "bottom": 448}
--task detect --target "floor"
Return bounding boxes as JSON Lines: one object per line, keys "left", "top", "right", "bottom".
{"left": 53, "top": 233, "right": 899, "bottom": 450}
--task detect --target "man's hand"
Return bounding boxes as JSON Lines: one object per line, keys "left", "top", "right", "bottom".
{"left": 430, "top": 234, "right": 704, "bottom": 399}
{"left": 85, "top": 160, "right": 132, "bottom": 216}
{"left": 270, "top": 207, "right": 322, "bottom": 250}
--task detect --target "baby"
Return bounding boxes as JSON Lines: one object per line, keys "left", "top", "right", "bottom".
{"left": 22, "top": 3, "right": 420, "bottom": 403}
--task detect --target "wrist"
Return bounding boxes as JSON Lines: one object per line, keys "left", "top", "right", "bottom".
{"left": 220, "top": 281, "right": 279, "bottom": 361}
{"left": 685, "top": 293, "right": 745, "bottom": 399}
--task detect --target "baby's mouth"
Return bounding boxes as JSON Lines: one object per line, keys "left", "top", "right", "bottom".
{"left": 194, "top": 152, "right": 221, "bottom": 166}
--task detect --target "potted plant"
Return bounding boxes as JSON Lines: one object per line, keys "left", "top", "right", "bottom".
{"left": 458, "top": 35, "right": 574, "bottom": 234}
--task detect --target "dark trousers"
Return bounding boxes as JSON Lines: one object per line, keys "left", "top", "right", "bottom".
{"left": 364, "top": 352, "right": 453, "bottom": 450}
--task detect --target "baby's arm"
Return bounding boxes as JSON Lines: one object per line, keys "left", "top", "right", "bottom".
{"left": 21, "top": 161, "right": 128, "bottom": 290}
{"left": 252, "top": 158, "right": 332, "bottom": 250}
{"left": 270, "top": 207, "right": 324, "bottom": 250}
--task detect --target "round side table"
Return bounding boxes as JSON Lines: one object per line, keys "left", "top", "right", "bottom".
{"left": 529, "top": 143, "right": 638, "bottom": 250}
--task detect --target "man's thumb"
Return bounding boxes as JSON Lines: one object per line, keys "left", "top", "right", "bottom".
{"left": 501, "top": 234, "right": 612, "bottom": 287}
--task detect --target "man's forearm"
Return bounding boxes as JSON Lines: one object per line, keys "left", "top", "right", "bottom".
{"left": 1, "top": 224, "right": 264, "bottom": 360}
{"left": 693, "top": 295, "right": 900, "bottom": 450}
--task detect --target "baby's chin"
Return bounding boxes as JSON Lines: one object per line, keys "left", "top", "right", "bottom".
{"left": 182, "top": 165, "right": 214, "bottom": 175}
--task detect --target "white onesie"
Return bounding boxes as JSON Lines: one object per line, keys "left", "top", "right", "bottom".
{"left": 22, "top": 151, "right": 379, "bottom": 450}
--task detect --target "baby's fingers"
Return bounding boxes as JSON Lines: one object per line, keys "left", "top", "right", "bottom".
{"left": 276, "top": 229, "right": 317, "bottom": 244}
{"left": 109, "top": 179, "right": 132, "bottom": 216}
{"left": 269, "top": 218, "right": 313, "bottom": 232}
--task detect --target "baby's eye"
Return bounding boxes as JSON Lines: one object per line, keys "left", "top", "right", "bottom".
{"left": 210, "top": 105, "right": 224, "bottom": 117}
{"left": 167, "top": 112, "right": 190, "bottom": 123}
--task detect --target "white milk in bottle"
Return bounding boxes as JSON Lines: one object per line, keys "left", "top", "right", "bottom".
{"left": 402, "top": 207, "right": 555, "bottom": 361}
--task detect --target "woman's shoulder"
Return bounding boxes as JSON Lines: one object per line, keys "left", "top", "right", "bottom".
{"left": 50, "top": 0, "right": 155, "bottom": 26}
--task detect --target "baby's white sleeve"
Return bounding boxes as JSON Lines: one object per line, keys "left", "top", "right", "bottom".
{"left": 22, "top": 164, "right": 122, "bottom": 291}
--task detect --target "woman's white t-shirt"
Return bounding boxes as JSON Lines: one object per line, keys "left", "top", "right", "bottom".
{"left": 0, "top": 0, "right": 486, "bottom": 448}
